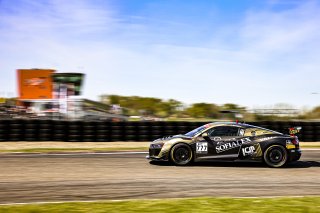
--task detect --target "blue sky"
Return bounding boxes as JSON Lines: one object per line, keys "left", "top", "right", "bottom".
{"left": 0, "top": 0, "right": 319, "bottom": 109}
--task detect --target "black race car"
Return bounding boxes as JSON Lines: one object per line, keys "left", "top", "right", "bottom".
{"left": 146, "top": 122, "right": 301, "bottom": 168}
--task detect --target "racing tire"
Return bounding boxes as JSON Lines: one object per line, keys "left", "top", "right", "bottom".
{"left": 170, "top": 143, "right": 193, "bottom": 166}
{"left": 263, "top": 145, "right": 288, "bottom": 168}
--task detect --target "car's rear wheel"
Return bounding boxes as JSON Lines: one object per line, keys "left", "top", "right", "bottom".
{"left": 263, "top": 145, "right": 288, "bottom": 168}
{"left": 170, "top": 143, "right": 193, "bottom": 166}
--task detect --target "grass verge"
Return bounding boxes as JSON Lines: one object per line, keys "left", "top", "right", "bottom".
{"left": 300, "top": 142, "right": 320, "bottom": 148}
{"left": 0, "top": 197, "right": 319, "bottom": 213}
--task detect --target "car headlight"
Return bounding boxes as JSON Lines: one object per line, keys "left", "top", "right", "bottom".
{"left": 150, "top": 143, "right": 164, "bottom": 149}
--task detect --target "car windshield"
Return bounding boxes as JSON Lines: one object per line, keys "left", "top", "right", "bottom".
{"left": 185, "top": 124, "right": 209, "bottom": 137}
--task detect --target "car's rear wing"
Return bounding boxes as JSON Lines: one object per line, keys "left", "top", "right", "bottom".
{"left": 289, "top": 127, "right": 302, "bottom": 136}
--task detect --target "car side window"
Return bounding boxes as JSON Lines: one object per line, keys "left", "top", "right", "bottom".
{"left": 208, "top": 126, "right": 241, "bottom": 137}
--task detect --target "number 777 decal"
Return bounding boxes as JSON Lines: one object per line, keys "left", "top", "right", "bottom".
{"left": 196, "top": 142, "right": 208, "bottom": 153}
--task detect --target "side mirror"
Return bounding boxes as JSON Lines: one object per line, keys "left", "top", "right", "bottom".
{"left": 201, "top": 132, "right": 212, "bottom": 142}
{"left": 201, "top": 132, "right": 208, "bottom": 137}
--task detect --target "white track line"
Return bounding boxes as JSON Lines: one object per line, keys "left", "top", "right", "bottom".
{"left": 0, "top": 196, "right": 312, "bottom": 206}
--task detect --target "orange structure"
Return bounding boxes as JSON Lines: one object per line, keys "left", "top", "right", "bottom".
{"left": 17, "top": 69, "right": 56, "bottom": 100}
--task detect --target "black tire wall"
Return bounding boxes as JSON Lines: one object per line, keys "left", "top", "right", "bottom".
{"left": 0, "top": 120, "right": 319, "bottom": 142}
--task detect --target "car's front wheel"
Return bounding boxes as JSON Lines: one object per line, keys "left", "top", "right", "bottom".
{"left": 170, "top": 143, "right": 193, "bottom": 166}
{"left": 263, "top": 145, "right": 288, "bottom": 168}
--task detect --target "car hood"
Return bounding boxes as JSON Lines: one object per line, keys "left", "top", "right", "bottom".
{"left": 153, "top": 134, "right": 192, "bottom": 143}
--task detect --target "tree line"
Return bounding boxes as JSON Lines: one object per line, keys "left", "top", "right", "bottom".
{"left": 101, "top": 94, "right": 251, "bottom": 120}
{"left": 100, "top": 94, "right": 320, "bottom": 121}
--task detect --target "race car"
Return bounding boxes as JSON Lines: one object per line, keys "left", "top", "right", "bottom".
{"left": 146, "top": 122, "right": 301, "bottom": 168}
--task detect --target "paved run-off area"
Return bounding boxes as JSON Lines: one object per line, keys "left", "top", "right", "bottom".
{"left": 0, "top": 149, "right": 319, "bottom": 204}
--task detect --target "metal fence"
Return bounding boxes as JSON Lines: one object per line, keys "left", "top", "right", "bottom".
{"left": 0, "top": 120, "right": 319, "bottom": 142}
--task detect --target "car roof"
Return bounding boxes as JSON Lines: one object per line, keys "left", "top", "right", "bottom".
{"left": 206, "top": 122, "right": 251, "bottom": 128}
{"left": 207, "top": 122, "right": 283, "bottom": 134}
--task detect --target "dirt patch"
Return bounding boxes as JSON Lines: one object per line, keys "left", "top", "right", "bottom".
{"left": 0, "top": 141, "right": 318, "bottom": 152}
{"left": 0, "top": 142, "right": 150, "bottom": 151}
{"left": 300, "top": 142, "right": 320, "bottom": 147}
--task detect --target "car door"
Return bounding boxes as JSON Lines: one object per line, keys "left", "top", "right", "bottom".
{"left": 197, "top": 126, "right": 247, "bottom": 160}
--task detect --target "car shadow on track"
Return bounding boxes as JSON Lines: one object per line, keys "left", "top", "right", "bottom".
{"left": 149, "top": 160, "right": 320, "bottom": 168}
{"left": 285, "top": 161, "right": 320, "bottom": 168}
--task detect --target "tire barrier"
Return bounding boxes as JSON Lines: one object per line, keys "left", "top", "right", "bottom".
{"left": 0, "top": 120, "right": 319, "bottom": 142}
{"left": 124, "top": 122, "right": 138, "bottom": 141}
{"left": 0, "top": 120, "right": 8, "bottom": 141}
{"left": 136, "top": 122, "right": 151, "bottom": 141}
{"left": 8, "top": 120, "right": 23, "bottom": 141}
{"left": 38, "top": 120, "right": 52, "bottom": 141}
{"left": 52, "top": 120, "right": 66, "bottom": 141}
{"left": 24, "top": 120, "right": 38, "bottom": 141}
{"left": 67, "top": 121, "right": 83, "bottom": 142}
{"left": 110, "top": 122, "right": 124, "bottom": 141}
{"left": 83, "top": 121, "right": 97, "bottom": 142}
{"left": 95, "top": 121, "right": 109, "bottom": 142}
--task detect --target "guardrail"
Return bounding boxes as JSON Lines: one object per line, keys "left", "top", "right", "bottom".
{"left": 0, "top": 120, "right": 319, "bottom": 142}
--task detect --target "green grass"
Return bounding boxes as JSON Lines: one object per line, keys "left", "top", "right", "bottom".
{"left": 0, "top": 197, "right": 319, "bottom": 213}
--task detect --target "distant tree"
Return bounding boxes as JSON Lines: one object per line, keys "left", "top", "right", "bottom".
{"left": 100, "top": 95, "right": 254, "bottom": 120}
{"left": 304, "top": 106, "right": 320, "bottom": 119}
{"left": 100, "top": 94, "right": 183, "bottom": 117}
{"left": 138, "top": 97, "right": 162, "bottom": 115}
{"left": 312, "top": 106, "right": 320, "bottom": 117}
{"left": 108, "top": 95, "right": 121, "bottom": 105}
{"left": 186, "top": 103, "right": 219, "bottom": 118}
{"left": 160, "top": 99, "right": 183, "bottom": 117}
{"left": 222, "top": 103, "right": 245, "bottom": 111}
{"left": 220, "top": 103, "right": 246, "bottom": 120}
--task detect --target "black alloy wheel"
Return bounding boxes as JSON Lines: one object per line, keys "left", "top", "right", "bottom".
{"left": 263, "top": 145, "right": 288, "bottom": 168}
{"left": 170, "top": 144, "right": 193, "bottom": 166}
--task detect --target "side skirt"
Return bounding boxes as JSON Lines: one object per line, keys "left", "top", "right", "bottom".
{"left": 196, "top": 154, "right": 239, "bottom": 160}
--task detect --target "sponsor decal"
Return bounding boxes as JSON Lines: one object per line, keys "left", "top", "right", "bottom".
{"left": 286, "top": 144, "right": 295, "bottom": 149}
{"left": 216, "top": 138, "right": 251, "bottom": 153}
{"left": 213, "top": 137, "right": 222, "bottom": 141}
{"left": 224, "top": 138, "right": 236, "bottom": 142}
{"left": 196, "top": 142, "right": 208, "bottom": 153}
{"left": 204, "top": 124, "right": 213, "bottom": 128}
{"left": 257, "top": 136, "right": 276, "bottom": 142}
{"left": 239, "top": 129, "right": 245, "bottom": 136}
{"left": 242, "top": 146, "right": 256, "bottom": 156}
{"left": 25, "top": 78, "right": 45, "bottom": 86}
{"left": 289, "top": 127, "right": 301, "bottom": 135}
{"left": 217, "top": 141, "right": 225, "bottom": 146}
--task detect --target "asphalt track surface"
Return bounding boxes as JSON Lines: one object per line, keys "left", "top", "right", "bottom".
{"left": 0, "top": 150, "right": 319, "bottom": 204}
